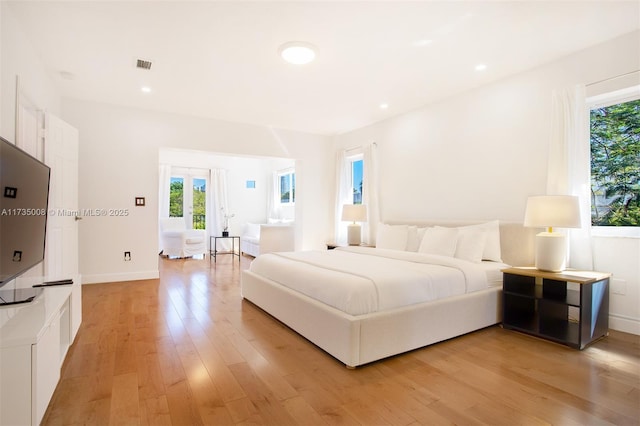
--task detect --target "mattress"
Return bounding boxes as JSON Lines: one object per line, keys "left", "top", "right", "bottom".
{"left": 248, "top": 246, "right": 506, "bottom": 316}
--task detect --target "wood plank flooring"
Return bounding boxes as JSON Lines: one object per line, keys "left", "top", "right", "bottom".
{"left": 42, "top": 255, "right": 640, "bottom": 425}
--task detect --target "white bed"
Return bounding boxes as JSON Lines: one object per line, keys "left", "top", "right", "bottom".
{"left": 241, "top": 221, "right": 537, "bottom": 368}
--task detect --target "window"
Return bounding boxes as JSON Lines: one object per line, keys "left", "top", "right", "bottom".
{"left": 169, "top": 177, "right": 184, "bottom": 217}
{"left": 349, "top": 156, "right": 363, "bottom": 204}
{"left": 279, "top": 170, "right": 295, "bottom": 204}
{"left": 169, "top": 173, "right": 207, "bottom": 230}
{"left": 589, "top": 95, "right": 639, "bottom": 227}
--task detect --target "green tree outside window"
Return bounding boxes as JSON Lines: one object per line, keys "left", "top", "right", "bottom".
{"left": 590, "top": 99, "right": 640, "bottom": 226}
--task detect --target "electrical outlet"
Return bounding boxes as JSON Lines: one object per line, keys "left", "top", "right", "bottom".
{"left": 124, "top": 251, "right": 131, "bottom": 261}
{"left": 611, "top": 278, "right": 626, "bottom": 295}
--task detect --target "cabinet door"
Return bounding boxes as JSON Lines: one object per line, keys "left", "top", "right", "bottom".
{"left": 32, "top": 311, "right": 62, "bottom": 425}
{"left": 0, "top": 345, "right": 32, "bottom": 426}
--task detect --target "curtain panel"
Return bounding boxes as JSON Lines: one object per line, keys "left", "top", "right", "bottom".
{"left": 547, "top": 84, "right": 593, "bottom": 270}
{"left": 209, "top": 168, "right": 231, "bottom": 251}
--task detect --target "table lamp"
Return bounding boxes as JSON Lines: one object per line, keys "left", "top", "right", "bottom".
{"left": 342, "top": 204, "right": 367, "bottom": 245}
{"left": 524, "top": 195, "right": 581, "bottom": 272}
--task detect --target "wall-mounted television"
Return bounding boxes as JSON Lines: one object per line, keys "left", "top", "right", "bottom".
{"left": 0, "top": 135, "right": 50, "bottom": 305}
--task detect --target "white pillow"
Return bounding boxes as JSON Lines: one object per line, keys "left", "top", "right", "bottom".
{"left": 406, "top": 226, "right": 418, "bottom": 251}
{"left": 376, "top": 224, "right": 409, "bottom": 251}
{"left": 459, "top": 220, "right": 502, "bottom": 262}
{"left": 406, "top": 226, "right": 428, "bottom": 252}
{"left": 418, "top": 227, "right": 458, "bottom": 257}
{"left": 455, "top": 228, "right": 488, "bottom": 263}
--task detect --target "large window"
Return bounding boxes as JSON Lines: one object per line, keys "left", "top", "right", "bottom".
{"left": 590, "top": 98, "right": 639, "bottom": 227}
{"left": 279, "top": 170, "right": 295, "bottom": 204}
{"left": 349, "top": 157, "right": 363, "bottom": 204}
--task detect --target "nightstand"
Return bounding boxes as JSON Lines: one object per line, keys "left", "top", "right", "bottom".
{"left": 502, "top": 267, "right": 610, "bottom": 349}
{"left": 326, "top": 243, "right": 375, "bottom": 250}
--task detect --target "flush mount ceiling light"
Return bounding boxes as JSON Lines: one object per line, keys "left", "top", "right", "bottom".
{"left": 379, "top": 103, "right": 389, "bottom": 109}
{"left": 141, "top": 86, "right": 151, "bottom": 93}
{"left": 279, "top": 42, "right": 317, "bottom": 65}
{"left": 475, "top": 63, "right": 487, "bottom": 71}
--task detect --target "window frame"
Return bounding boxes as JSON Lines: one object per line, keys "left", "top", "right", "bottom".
{"left": 587, "top": 84, "right": 640, "bottom": 236}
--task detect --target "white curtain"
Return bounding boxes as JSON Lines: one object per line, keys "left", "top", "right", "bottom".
{"left": 267, "top": 171, "right": 281, "bottom": 220}
{"left": 547, "top": 84, "right": 593, "bottom": 269}
{"left": 209, "top": 168, "right": 231, "bottom": 251}
{"left": 362, "top": 143, "right": 380, "bottom": 245}
{"left": 158, "top": 164, "right": 171, "bottom": 253}
{"left": 334, "top": 150, "right": 352, "bottom": 245}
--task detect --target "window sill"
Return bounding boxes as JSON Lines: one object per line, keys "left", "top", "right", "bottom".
{"left": 591, "top": 226, "right": 640, "bottom": 238}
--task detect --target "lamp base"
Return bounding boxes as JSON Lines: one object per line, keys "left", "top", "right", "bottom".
{"left": 347, "top": 224, "right": 361, "bottom": 246}
{"left": 535, "top": 232, "right": 567, "bottom": 272}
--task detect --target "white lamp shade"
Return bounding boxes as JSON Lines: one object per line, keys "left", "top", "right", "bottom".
{"left": 524, "top": 195, "right": 581, "bottom": 229}
{"left": 342, "top": 204, "right": 367, "bottom": 223}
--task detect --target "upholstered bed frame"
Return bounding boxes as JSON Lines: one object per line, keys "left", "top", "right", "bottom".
{"left": 241, "top": 221, "right": 537, "bottom": 368}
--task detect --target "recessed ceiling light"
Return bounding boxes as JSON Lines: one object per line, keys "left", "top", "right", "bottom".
{"left": 475, "top": 64, "right": 487, "bottom": 71}
{"left": 379, "top": 103, "right": 389, "bottom": 110}
{"left": 279, "top": 42, "right": 317, "bottom": 65}
{"left": 412, "top": 39, "right": 433, "bottom": 47}
{"left": 141, "top": 86, "right": 151, "bottom": 93}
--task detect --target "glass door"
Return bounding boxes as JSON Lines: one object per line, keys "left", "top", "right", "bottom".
{"left": 169, "top": 171, "right": 208, "bottom": 230}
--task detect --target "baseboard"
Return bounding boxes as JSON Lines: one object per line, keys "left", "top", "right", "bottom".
{"left": 82, "top": 270, "right": 159, "bottom": 284}
{"left": 609, "top": 313, "right": 640, "bottom": 336}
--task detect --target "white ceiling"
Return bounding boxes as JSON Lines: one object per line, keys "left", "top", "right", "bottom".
{"left": 6, "top": 1, "right": 640, "bottom": 136}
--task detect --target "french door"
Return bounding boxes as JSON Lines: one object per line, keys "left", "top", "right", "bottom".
{"left": 169, "top": 169, "right": 208, "bottom": 230}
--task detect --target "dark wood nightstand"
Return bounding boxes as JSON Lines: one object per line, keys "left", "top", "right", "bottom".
{"left": 502, "top": 267, "right": 610, "bottom": 349}
{"left": 326, "top": 243, "right": 375, "bottom": 250}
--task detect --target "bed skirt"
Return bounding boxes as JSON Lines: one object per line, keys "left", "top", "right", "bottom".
{"left": 241, "top": 269, "right": 502, "bottom": 368}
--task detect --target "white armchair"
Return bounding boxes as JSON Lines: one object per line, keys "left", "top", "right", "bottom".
{"left": 160, "top": 217, "right": 207, "bottom": 258}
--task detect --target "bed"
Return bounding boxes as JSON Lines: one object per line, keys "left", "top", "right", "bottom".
{"left": 241, "top": 221, "right": 537, "bottom": 368}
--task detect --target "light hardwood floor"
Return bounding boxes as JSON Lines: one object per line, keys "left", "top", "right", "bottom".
{"left": 43, "top": 255, "right": 640, "bottom": 425}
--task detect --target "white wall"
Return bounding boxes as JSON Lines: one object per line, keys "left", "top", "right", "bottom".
{"left": 62, "top": 99, "right": 332, "bottom": 284}
{"left": 334, "top": 31, "right": 640, "bottom": 334}
{"left": 0, "top": 3, "right": 60, "bottom": 142}
{"left": 0, "top": 3, "right": 62, "bottom": 288}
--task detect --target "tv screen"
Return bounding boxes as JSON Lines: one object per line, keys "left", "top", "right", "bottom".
{"left": 0, "top": 135, "right": 51, "bottom": 288}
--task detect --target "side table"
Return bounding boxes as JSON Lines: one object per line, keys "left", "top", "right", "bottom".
{"left": 210, "top": 235, "right": 241, "bottom": 264}
{"left": 326, "top": 243, "right": 375, "bottom": 250}
{"left": 502, "top": 267, "right": 610, "bottom": 349}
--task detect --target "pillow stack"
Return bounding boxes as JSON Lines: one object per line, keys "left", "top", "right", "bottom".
{"left": 375, "top": 221, "right": 502, "bottom": 263}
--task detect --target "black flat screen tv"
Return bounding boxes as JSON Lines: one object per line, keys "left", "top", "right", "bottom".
{"left": 0, "top": 135, "right": 50, "bottom": 305}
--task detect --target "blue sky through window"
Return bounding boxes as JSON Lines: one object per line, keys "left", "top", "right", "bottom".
{"left": 352, "top": 159, "right": 363, "bottom": 204}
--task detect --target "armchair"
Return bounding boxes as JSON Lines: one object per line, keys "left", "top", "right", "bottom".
{"left": 160, "top": 217, "right": 206, "bottom": 258}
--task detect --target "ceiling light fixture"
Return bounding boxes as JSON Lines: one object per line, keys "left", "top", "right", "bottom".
{"left": 475, "top": 63, "right": 487, "bottom": 71}
{"left": 279, "top": 42, "right": 317, "bottom": 65}
{"left": 379, "top": 103, "right": 389, "bottom": 109}
{"left": 141, "top": 86, "right": 151, "bottom": 93}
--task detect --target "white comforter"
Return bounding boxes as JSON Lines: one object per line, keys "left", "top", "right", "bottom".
{"left": 248, "top": 246, "right": 489, "bottom": 316}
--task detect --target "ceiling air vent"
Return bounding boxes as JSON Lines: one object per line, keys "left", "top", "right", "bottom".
{"left": 136, "top": 59, "right": 152, "bottom": 70}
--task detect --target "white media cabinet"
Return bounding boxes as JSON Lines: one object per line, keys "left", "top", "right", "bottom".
{"left": 0, "top": 281, "right": 81, "bottom": 425}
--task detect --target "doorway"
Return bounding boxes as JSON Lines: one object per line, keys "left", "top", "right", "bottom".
{"left": 169, "top": 169, "right": 208, "bottom": 230}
